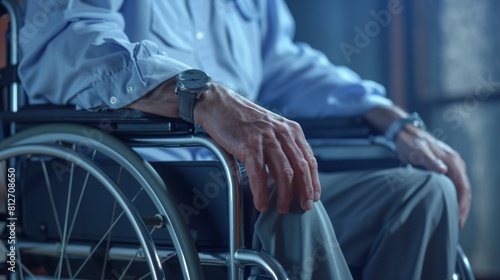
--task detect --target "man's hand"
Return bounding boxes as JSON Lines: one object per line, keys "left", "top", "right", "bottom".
{"left": 366, "top": 106, "right": 472, "bottom": 229}
{"left": 129, "top": 79, "right": 321, "bottom": 214}
{"left": 395, "top": 126, "right": 471, "bottom": 228}
{"left": 195, "top": 84, "right": 321, "bottom": 214}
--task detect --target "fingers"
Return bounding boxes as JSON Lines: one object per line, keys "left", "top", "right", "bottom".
{"left": 436, "top": 143, "right": 472, "bottom": 229}
{"left": 294, "top": 129, "right": 321, "bottom": 203}
{"left": 397, "top": 130, "right": 447, "bottom": 173}
{"left": 244, "top": 153, "right": 270, "bottom": 213}
{"left": 413, "top": 139, "right": 448, "bottom": 173}
{"left": 264, "top": 142, "right": 294, "bottom": 214}
{"left": 447, "top": 161, "right": 471, "bottom": 229}
{"left": 273, "top": 120, "right": 318, "bottom": 212}
{"left": 429, "top": 142, "right": 472, "bottom": 228}
{"left": 196, "top": 87, "right": 319, "bottom": 213}
{"left": 244, "top": 118, "right": 319, "bottom": 214}
{"left": 397, "top": 130, "right": 472, "bottom": 228}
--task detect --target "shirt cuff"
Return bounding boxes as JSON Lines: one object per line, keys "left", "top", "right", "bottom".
{"left": 73, "top": 46, "right": 190, "bottom": 110}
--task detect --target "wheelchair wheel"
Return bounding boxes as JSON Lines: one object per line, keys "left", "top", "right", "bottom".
{"left": 455, "top": 245, "right": 475, "bottom": 280}
{"left": 0, "top": 123, "right": 204, "bottom": 280}
{"left": 0, "top": 144, "right": 164, "bottom": 279}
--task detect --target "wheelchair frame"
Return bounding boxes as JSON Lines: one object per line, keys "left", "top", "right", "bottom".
{"left": 0, "top": 0, "right": 475, "bottom": 279}
{"left": 0, "top": 122, "right": 289, "bottom": 279}
{"left": 0, "top": 0, "right": 289, "bottom": 279}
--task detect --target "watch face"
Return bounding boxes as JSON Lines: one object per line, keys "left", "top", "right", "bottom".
{"left": 178, "top": 69, "right": 211, "bottom": 91}
{"left": 409, "top": 112, "right": 426, "bottom": 129}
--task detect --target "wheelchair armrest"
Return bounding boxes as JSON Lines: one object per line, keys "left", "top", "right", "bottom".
{"left": 296, "top": 117, "right": 402, "bottom": 172}
{"left": 1, "top": 104, "right": 198, "bottom": 137}
{"left": 296, "top": 116, "right": 374, "bottom": 139}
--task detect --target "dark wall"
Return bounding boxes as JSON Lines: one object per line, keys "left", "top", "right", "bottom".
{"left": 286, "top": 0, "right": 394, "bottom": 99}
{"left": 285, "top": 0, "right": 500, "bottom": 278}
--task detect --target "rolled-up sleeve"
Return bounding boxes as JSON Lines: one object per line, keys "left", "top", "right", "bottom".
{"left": 257, "top": 0, "right": 392, "bottom": 118}
{"left": 18, "top": 0, "right": 190, "bottom": 110}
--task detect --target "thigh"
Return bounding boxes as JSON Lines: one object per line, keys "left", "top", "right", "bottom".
{"left": 319, "top": 166, "right": 456, "bottom": 271}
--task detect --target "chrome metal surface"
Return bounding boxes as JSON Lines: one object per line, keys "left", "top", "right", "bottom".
{"left": 1, "top": 0, "right": 20, "bottom": 113}
{"left": 1, "top": 127, "right": 202, "bottom": 280}
{"left": 235, "top": 249, "right": 289, "bottom": 280}
{"left": 145, "top": 135, "right": 244, "bottom": 280}
{"left": 0, "top": 144, "right": 164, "bottom": 279}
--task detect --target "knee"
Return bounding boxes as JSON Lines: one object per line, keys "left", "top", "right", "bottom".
{"left": 414, "top": 171, "right": 459, "bottom": 225}
{"left": 426, "top": 172, "right": 457, "bottom": 207}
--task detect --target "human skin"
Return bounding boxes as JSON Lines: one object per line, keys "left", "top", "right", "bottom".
{"left": 129, "top": 78, "right": 471, "bottom": 228}
{"left": 128, "top": 78, "right": 320, "bottom": 215}
{"left": 366, "top": 106, "right": 472, "bottom": 229}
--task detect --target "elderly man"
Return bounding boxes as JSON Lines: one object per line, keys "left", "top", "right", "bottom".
{"left": 19, "top": 0, "right": 471, "bottom": 279}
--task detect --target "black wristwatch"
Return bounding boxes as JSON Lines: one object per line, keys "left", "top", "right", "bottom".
{"left": 175, "top": 69, "right": 211, "bottom": 123}
{"left": 384, "top": 112, "right": 426, "bottom": 141}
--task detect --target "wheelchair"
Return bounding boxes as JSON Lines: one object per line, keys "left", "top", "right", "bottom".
{"left": 0, "top": 0, "right": 474, "bottom": 279}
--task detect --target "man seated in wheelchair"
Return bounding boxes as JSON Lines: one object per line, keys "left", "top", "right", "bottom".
{"left": 15, "top": 0, "right": 471, "bottom": 279}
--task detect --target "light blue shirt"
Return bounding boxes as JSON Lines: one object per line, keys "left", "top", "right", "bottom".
{"left": 19, "top": 0, "right": 392, "bottom": 119}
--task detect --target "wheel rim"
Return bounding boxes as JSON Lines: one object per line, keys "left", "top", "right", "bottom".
{"left": 0, "top": 144, "right": 164, "bottom": 279}
{"left": 1, "top": 123, "right": 204, "bottom": 279}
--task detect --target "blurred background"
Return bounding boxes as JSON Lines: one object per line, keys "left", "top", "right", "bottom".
{"left": 285, "top": 0, "right": 500, "bottom": 278}
{"left": 0, "top": 0, "right": 498, "bottom": 278}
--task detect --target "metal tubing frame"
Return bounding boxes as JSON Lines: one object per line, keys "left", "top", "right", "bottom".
{"left": 1, "top": 0, "right": 21, "bottom": 113}
{"left": 15, "top": 241, "right": 229, "bottom": 266}
{"left": 132, "top": 135, "right": 290, "bottom": 280}
{"left": 132, "top": 135, "right": 244, "bottom": 279}
{"left": 0, "top": 124, "right": 205, "bottom": 280}
{"left": 0, "top": 144, "right": 165, "bottom": 279}
{"left": 0, "top": 0, "right": 287, "bottom": 275}
{"left": 235, "top": 249, "right": 289, "bottom": 280}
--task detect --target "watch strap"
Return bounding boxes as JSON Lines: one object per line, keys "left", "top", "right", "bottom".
{"left": 178, "top": 90, "right": 197, "bottom": 123}
{"left": 384, "top": 112, "right": 426, "bottom": 141}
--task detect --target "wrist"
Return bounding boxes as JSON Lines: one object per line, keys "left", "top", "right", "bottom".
{"left": 365, "top": 105, "right": 408, "bottom": 133}
{"left": 127, "top": 77, "right": 179, "bottom": 118}
{"left": 384, "top": 112, "right": 426, "bottom": 142}
{"left": 193, "top": 83, "right": 224, "bottom": 127}
{"left": 175, "top": 69, "right": 212, "bottom": 123}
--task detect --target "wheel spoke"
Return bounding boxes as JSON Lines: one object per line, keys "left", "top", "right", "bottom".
{"left": 73, "top": 208, "right": 127, "bottom": 278}
{"left": 73, "top": 186, "right": 145, "bottom": 278}
{"left": 1, "top": 238, "right": 32, "bottom": 279}
{"left": 120, "top": 226, "right": 158, "bottom": 280}
{"left": 1, "top": 127, "right": 197, "bottom": 279}
{"left": 138, "top": 251, "right": 178, "bottom": 280}
{"left": 66, "top": 150, "right": 97, "bottom": 242}
{"left": 41, "top": 160, "right": 63, "bottom": 243}
{"left": 64, "top": 150, "right": 98, "bottom": 278}
{"left": 101, "top": 165, "right": 131, "bottom": 280}
{"left": 56, "top": 154, "right": 75, "bottom": 279}
{"left": 16, "top": 244, "right": 27, "bottom": 280}
{"left": 19, "top": 260, "right": 36, "bottom": 280}
{"left": 101, "top": 200, "right": 118, "bottom": 280}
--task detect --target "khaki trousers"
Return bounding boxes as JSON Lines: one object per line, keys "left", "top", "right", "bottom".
{"left": 252, "top": 166, "right": 459, "bottom": 280}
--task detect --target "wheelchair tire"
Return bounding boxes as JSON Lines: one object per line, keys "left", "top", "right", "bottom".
{"left": 0, "top": 123, "right": 205, "bottom": 280}
{"left": 0, "top": 144, "right": 164, "bottom": 279}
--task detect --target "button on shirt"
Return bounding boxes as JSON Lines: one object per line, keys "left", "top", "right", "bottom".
{"left": 19, "top": 0, "right": 391, "bottom": 118}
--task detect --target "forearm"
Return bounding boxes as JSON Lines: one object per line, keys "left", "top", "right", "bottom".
{"left": 19, "top": 1, "right": 190, "bottom": 110}
{"left": 127, "top": 79, "right": 231, "bottom": 126}
{"left": 364, "top": 105, "right": 408, "bottom": 133}
{"left": 367, "top": 106, "right": 471, "bottom": 229}
{"left": 132, "top": 78, "right": 321, "bottom": 214}
{"left": 126, "top": 77, "right": 179, "bottom": 118}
